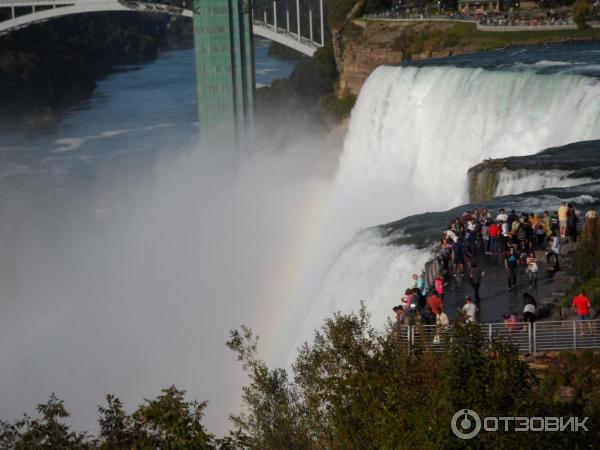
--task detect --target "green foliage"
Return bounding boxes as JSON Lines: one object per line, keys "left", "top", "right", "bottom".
{"left": 225, "top": 326, "right": 313, "bottom": 450}
{"left": 127, "top": 386, "right": 213, "bottom": 449}
{"left": 573, "top": 0, "right": 591, "bottom": 29}
{"left": 362, "top": 0, "right": 393, "bottom": 15}
{"left": 0, "top": 394, "right": 89, "bottom": 450}
{"left": 1, "top": 388, "right": 215, "bottom": 450}
{"left": 318, "top": 92, "right": 357, "bottom": 119}
{"left": 563, "top": 219, "right": 600, "bottom": 307}
{"left": 256, "top": 44, "right": 339, "bottom": 114}
{"left": 380, "top": 20, "right": 600, "bottom": 57}
{"left": 576, "top": 220, "right": 600, "bottom": 279}
{"left": 324, "top": 0, "right": 363, "bottom": 30}
{"left": 226, "top": 308, "right": 600, "bottom": 449}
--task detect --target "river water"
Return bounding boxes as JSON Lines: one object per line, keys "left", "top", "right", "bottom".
{"left": 0, "top": 38, "right": 297, "bottom": 189}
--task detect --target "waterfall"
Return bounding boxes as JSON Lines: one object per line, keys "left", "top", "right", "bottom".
{"left": 495, "top": 169, "right": 596, "bottom": 197}
{"left": 303, "top": 64, "right": 600, "bottom": 334}
{"left": 336, "top": 65, "right": 600, "bottom": 222}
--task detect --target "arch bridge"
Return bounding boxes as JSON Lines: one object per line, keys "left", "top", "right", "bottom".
{"left": 0, "top": 0, "right": 325, "bottom": 136}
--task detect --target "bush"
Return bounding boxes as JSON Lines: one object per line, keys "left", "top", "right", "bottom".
{"left": 225, "top": 308, "right": 600, "bottom": 449}
{"left": 318, "top": 91, "right": 357, "bottom": 119}
{"left": 573, "top": 0, "right": 591, "bottom": 29}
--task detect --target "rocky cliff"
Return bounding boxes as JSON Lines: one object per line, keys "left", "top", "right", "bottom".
{"left": 335, "top": 20, "right": 462, "bottom": 95}
{"left": 467, "top": 140, "right": 600, "bottom": 203}
{"left": 334, "top": 19, "right": 600, "bottom": 97}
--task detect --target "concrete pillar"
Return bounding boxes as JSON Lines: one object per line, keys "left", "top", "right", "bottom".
{"left": 296, "top": 0, "right": 300, "bottom": 41}
{"left": 193, "top": 0, "right": 255, "bottom": 139}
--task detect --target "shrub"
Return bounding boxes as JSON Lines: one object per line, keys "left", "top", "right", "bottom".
{"left": 573, "top": 0, "right": 591, "bottom": 29}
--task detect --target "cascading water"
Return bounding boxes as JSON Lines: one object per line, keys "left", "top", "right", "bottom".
{"left": 495, "top": 169, "right": 596, "bottom": 197}
{"left": 336, "top": 65, "right": 600, "bottom": 221}
{"left": 300, "top": 64, "right": 600, "bottom": 336}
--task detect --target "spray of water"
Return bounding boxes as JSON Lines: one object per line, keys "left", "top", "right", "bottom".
{"left": 0, "top": 116, "right": 339, "bottom": 434}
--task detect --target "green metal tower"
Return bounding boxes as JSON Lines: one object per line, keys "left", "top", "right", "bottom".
{"left": 193, "top": 0, "right": 255, "bottom": 138}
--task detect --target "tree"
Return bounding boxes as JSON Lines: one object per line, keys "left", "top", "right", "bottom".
{"left": 0, "top": 394, "right": 89, "bottom": 450}
{"left": 96, "top": 386, "right": 215, "bottom": 450}
{"left": 573, "top": 0, "right": 591, "bottom": 29}
{"left": 225, "top": 325, "right": 313, "bottom": 450}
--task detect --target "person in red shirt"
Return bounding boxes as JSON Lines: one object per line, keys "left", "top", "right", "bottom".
{"left": 572, "top": 288, "right": 593, "bottom": 335}
{"left": 488, "top": 222, "right": 500, "bottom": 255}
{"left": 427, "top": 291, "right": 444, "bottom": 316}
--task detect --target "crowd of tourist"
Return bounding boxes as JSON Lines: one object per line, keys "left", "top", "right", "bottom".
{"left": 393, "top": 202, "right": 598, "bottom": 335}
{"left": 363, "top": 8, "right": 576, "bottom": 27}
{"left": 478, "top": 11, "right": 572, "bottom": 27}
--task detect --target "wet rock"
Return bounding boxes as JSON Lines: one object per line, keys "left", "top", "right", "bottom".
{"left": 467, "top": 140, "right": 600, "bottom": 202}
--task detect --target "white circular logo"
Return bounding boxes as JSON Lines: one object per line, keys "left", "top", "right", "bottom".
{"left": 451, "top": 409, "right": 481, "bottom": 440}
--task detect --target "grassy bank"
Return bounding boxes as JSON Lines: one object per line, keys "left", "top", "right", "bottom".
{"left": 362, "top": 20, "right": 600, "bottom": 55}
{"left": 449, "top": 22, "right": 600, "bottom": 50}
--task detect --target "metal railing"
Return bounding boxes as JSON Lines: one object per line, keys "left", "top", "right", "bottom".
{"left": 396, "top": 320, "right": 600, "bottom": 354}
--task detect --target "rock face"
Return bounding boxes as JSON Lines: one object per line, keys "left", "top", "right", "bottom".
{"left": 467, "top": 140, "right": 600, "bottom": 203}
{"left": 468, "top": 159, "right": 507, "bottom": 203}
{"left": 334, "top": 20, "right": 463, "bottom": 96}
{"left": 338, "top": 40, "right": 404, "bottom": 94}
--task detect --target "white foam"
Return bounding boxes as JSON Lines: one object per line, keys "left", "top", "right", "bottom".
{"left": 495, "top": 169, "right": 596, "bottom": 197}
{"left": 306, "top": 230, "right": 433, "bottom": 336}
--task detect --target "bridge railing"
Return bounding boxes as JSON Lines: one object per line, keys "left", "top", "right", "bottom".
{"left": 252, "top": 0, "right": 324, "bottom": 48}
{"left": 395, "top": 320, "right": 600, "bottom": 354}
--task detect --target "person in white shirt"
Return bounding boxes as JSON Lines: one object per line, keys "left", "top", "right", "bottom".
{"left": 446, "top": 228, "right": 458, "bottom": 243}
{"left": 496, "top": 208, "right": 508, "bottom": 223}
{"left": 546, "top": 232, "right": 560, "bottom": 272}
{"left": 462, "top": 296, "right": 477, "bottom": 323}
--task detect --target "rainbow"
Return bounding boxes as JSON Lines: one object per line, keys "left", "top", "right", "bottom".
{"left": 259, "top": 175, "right": 335, "bottom": 364}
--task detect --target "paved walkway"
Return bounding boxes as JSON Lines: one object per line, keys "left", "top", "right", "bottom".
{"left": 442, "top": 243, "right": 576, "bottom": 323}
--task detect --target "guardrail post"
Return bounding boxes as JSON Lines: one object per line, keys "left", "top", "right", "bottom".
{"left": 273, "top": 0, "right": 277, "bottom": 31}
{"left": 573, "top": 320, "right": 577, "bottom": 350}
{"left": 528, "top": 322, "right": 533, "bottom": 354}
{"left": 407, "top": 325, "right": 412, "bottom": 352}
{"left": 286, "top": 0, "right": 290, "bottom": 32}
{"left": 488, "top": 323, "right": 492, "bottom": 343}
{"left": 308, "top": 1, "right": 313, "bottom": 42}
{"left": 11, "top": 6, "right": 15, "bottom": 18}
{"left": 263, "top": 8, "right": 267, "bottom": 24}
{"left": 319, "top": 0, "right": 324, "bottom": 46}
{"left": 296, "top": 0, "right": 300, "bottom": 41}
{"left": 532, "top": 322, "right": 536, "bottom": 353}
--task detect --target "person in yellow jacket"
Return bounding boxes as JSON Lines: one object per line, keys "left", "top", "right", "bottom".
{"left": 542, "top": 211, "right": 552, "bottom": 238}
{"left": 558, "top": 202, "right": 568, "bottom": 238}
